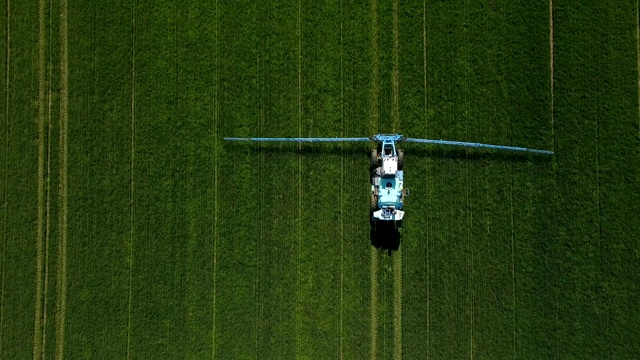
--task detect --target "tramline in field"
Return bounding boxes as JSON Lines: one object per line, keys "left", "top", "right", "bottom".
{"left": 224, "top": 134, "right": 553, "bottom": 228}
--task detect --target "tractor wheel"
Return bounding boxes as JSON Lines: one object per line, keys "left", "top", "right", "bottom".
{"left": 397, "top": 149, "right": 404, "bottom": 170}
{"left": 370, "top": 195, "right": 378, "bottom": 212}
{"left": 370, "top": 149, "right": 378, "bottom": 170}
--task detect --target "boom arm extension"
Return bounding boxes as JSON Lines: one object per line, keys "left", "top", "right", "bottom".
{"left": 224, "top": 137, "right": 371, "bottom": 143}
{"left": 404, "top": 138, "right": 553, "bottom": 155}
{"left": 224, "top": 135, "right": 553, "bottom": 155}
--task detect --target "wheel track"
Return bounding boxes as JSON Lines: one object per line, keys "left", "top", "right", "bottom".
{"left": 505, "top": 3, "right": 517, "bottom": 358}
{"left": 33, "top": 0, "right": 46, "bottom": 357}
{"left": 369, "top": 0, "right": 380, "bottom": 357}
{"left": 339, "top": 1, "right": 344, "bottom": 358}
{"left": 0, "top": 0, "right": 10, "bottom": 356}
{"left": 295, "top": 0, "right": 303, "bottom": 358}
{"left": 550, "top": 1, "right": 561, "bottom": 356}
{"left": 41, "top": 0, "right": 54, "bottom": 354}
{"left": 422, "top": 0, "right": 430, "bottom": 357}
{"left": 370, "top": 0, "right": 379, "bottom": 134}
{"left": 126, "top": 1, "right": 136, "bottom": 358}
{"left": 510, "top": 157, "right": 516, "bottom": 360}
{"left": 393, "top": 249, "right": 402, "bottom": 360}
{"left": 463, "top": 1, "right": 474, "bottom": 358}
{"left": 592, "top": 7, "right": 603, "bottom": 346}
{"left": 370, "top": 246, "right": 378, "bottom": 360}
{"left": 254, "top": 24, "right": 264, "bottom": 356}
{"left": 211, "top": 0, "right": 220, "bottom": 358}
{"left": 392, "top": 0, "right": 402, "bottom": 359}
{"left": 55, "top": 0, "right": 69, "bottom": 357}
{"left": 392, "top": 0, "right": 399, "bottom": 133}
{"left": 550, "top": 0, "right": 555, "bottom": 150}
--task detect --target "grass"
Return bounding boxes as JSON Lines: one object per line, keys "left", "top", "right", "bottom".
{"left": 554, "top": 1, "right": 640, "bottom": 356}
{"left": 1, "top": 1, "right": 40, "bottom": 358}
{"left": 1, "top": 0, "right": 639, "bottom": 359}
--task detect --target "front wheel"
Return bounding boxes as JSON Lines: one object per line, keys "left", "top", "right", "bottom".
{"left": 370, "top": 149, "right": 378, "bottom": 170}
{"left": 370, "top": 195, "right": 378, "bottom": 212}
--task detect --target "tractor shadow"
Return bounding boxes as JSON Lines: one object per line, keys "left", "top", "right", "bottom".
{"left": 370, "top": 220, "right": 400, "bottom": 255}
{"left": 224, "top": 142, "right": 370, "bottom": 156}
{"left": 405, "top": 146, "right": 552, "bottom": 163}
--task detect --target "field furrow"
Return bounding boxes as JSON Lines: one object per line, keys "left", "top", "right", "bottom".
{"left": 295, "top": 1, "right": 302, "bottom": 358}
{"left": 33, "top": 0, "right": 46, "bottom": 357}
{"left": 0, "top": 0, "right": 8, "bottom": 355}
{"left": 211, "top": 0, "right": 220, "bottom": 358}
{"left": 339, "top": 4, "right": 345, "bottom": 359}
{"left": 369, "top": 2, "right": 379, "bottom": 358}
{"left": 393, "top": 248, "right": 402, "bottom": 360}
{"left": 370, "top": 0, "right": 379, "bottom": 134}
{"left": 391, "top": 0, "right": 399, "bottom": 133}
{"left": 391, "top": 1, "right": 402, "bottom": 359}
{"left": 0, "top": 1, "right": 638, "bottom": 359}
{"left": 255, "top": 24, "right": 265, "bottom": 359}
{"left": 41, "top": 0, "right": 55, "bottom": 354}
{"left": 550, "top": 0, "right": 555, "bottom": 146}
{"left": 126, "top": 2, "right": 136, "bottom": 358}
{"left": 369, "top": 245, "right": 378, "bottom": 360}
{"left": 54, "top": 0, "right": 69, "bottom": 357}
{"left": 510, "top": 167, "right": 517, "bottom": 358}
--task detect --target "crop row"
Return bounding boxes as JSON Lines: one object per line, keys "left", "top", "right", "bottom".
{"left": 1, "top": 0, "right": 639, "bottom": 358}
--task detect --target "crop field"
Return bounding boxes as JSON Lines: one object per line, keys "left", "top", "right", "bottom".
{"left": 1, "top": 0, "right": 639, "bottom": 359}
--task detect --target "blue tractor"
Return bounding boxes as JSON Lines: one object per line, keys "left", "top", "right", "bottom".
{"left": 224, "top": 134, "right": 552, "bottom": 227}
{"left": 369, "top": 135, "right": 407, "bottom": 227}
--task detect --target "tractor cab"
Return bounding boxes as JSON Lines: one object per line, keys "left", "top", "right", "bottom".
{"left": 379, "top": 138, "right": 400, "bottom": 177}
{"left": 382, "top": 142, "right": 395, "bottom": 156}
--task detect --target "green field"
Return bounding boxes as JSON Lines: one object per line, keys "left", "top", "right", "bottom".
{"left": 1, "top": 0, "right": 639, "bottom": 358}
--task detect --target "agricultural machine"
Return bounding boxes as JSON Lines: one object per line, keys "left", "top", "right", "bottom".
{"left": 224, "top": 134, "right": 553, "bottom": 229}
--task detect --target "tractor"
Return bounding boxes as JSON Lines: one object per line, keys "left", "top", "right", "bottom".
{"left": 224, "top": 134, "right": 552, "bottom": 231}
{"left": 369, "top": 134, "right": 408, "bottom": 227}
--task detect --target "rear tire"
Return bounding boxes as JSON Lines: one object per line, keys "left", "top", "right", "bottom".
{"left": 370, "top": 195, "right": 378, "bottom": 212}
{"left": 397, "top": 149, "right": 404, "bottom": 170}
{"left": 370, "top": 149, "right": 378, "bottom": 170}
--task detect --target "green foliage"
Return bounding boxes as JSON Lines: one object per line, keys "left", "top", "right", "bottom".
{"left": 1, "top": 1, "right": 40, "bottom": 358}
{"left": 1, "top": 0, "right": 638, "bottom": 359}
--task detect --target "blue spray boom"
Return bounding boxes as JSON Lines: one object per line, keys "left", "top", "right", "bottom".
{"left": 224, "top": 134, "right": 553, "bottom": 155}
{"left": 224, "top": 134, "right": 553, "bottom": 225}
